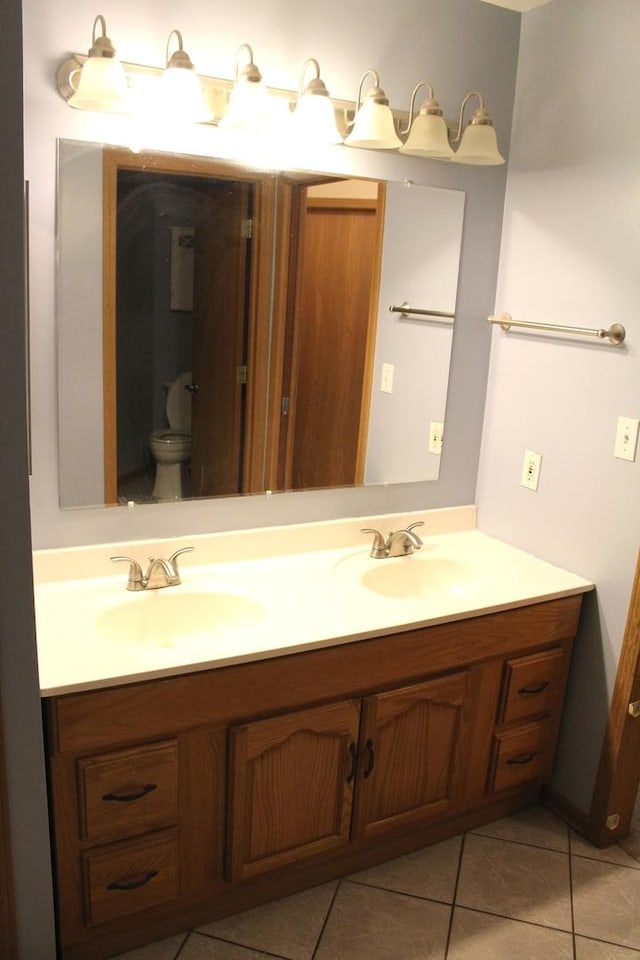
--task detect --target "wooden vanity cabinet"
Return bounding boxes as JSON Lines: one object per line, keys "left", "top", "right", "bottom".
{"left": 44, "top": 594, "right": 583, "bottom": 960}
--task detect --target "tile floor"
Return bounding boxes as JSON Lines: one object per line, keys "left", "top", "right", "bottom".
{"left": 110, "top": 805, "right": 640, "bottom": 960}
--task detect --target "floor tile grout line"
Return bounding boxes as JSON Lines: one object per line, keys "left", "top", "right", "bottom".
{"left": 189, "top": 928, "right": 294, "bottom": 960}
{"left": 172, "top": 929, "right": 191, "bottom": 959}
{"left": 469, "top": 828, "right": 569, "bottom": 856}
{"left": 471, "top": 827, "right": 640, "bottom": 870}
{"left": 570, "top": 850, "right": 640, "bottom": 870}
{"left": 345, "top": 875, "right": 456, "bottom": 908}
{"left": 451, "top": 902, "right": 574, "bottom": 937}
{"left": 309, "top": 878, "right": 343, "bottom": 960}
{"left": 443, "top": 830, "right": 467, "bottom": 958}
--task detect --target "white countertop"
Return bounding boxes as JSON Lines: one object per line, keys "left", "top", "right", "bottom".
{"left": 32, "top": 507, "right": 594, "bottom": 697}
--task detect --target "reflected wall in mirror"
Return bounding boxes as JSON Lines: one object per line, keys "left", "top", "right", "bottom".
{"left": 56, "top": 139, "right": 465, "bottom": 508}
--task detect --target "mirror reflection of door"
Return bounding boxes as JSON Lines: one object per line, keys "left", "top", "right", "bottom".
{"left": 191, "top": 181, "right": 251, "bottom": 498}
{"left": 275, "top": 178, "right": 385, "bottom": 490}
{"left": 103, "top": 151, "right": 274, "bottom": 504}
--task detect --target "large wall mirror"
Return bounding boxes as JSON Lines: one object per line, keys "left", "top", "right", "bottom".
{"left": 56, "top": 139, "right": 465, "bottom": 509}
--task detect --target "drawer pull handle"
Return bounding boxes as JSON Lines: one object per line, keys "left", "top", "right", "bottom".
{"left": 346, "top": 742, "right": 357, "bottom": 783}
{"left": 517, "top": 681, "right": 549, "bottom": 695}
{"left": 106, "top": 869, "right": 158, "bottom": 892}
{"left": 507, "top": 751, "right": 537, "bottom": 766}
{"left": 102, "top": 784, "right": 157, "bottom": 803}
{"left": 364, "top": 739, "right": 376, "bottom": 778}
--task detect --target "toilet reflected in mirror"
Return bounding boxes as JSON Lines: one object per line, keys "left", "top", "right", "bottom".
{"left": 148, "top": 372, "right": 193, "bottom": 500}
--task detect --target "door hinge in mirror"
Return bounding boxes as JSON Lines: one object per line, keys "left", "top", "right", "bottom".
{"left": 236, "top": 365, "right": 247, "bottom": 384}
{"left": 629, "top": 700, "right": 640, "bottom": 718}
{"left": 281, "top": 397, "right": 289, "bottom": 415}
{"left": 241, "top": 219, "right": 253, "bottom": 239}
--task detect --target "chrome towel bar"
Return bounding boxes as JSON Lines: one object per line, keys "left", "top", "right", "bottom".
{"left": 488, "top": 312, "right": 626, "bottom": 346}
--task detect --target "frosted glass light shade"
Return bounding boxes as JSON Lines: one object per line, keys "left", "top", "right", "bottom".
{"left": 220, "top": 79, "right": 273, "bottom": 131}
{"left": 68, "top": 55, "right": 129, "bottom": 112}
{"left": 345, "top": 99, "right": 401, "bottom": 150}
{"left": 291, "top": 93, "right": 343, "bottom": 144}
{"left": 161, "top": 66, "right": 212, "bottom": 123}
{"left": 453, "top": 123, "right": 505, "bottom": 165}
{"left": 400, "top": 113, "right": 454, "bottom": 159}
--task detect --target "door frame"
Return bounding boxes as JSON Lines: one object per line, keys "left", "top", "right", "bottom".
{"left": 588, "top": 550, "right": 640, "bottom": 846}
{"left": 102, "top": 149, "right": 275, "bottom": 503}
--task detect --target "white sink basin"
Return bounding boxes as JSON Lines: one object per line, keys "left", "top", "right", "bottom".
{"left": 334, "top": 551, "right": 477, "bottom": 600}
{"left": 96, "top": 589, "right": 265, "bottom": 648}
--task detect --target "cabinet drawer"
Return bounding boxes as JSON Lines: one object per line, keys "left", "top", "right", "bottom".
{"left": 77, "top": 741, "right": 178, "bottom": 843}
{"left": 500, "top": 648, "right": 565, "bottom": 724}
{"left": 490, "top": 719, "right": 552, "bottom": 793}
{"left": 82, "top": 830, "right": 179, "bottom": 926}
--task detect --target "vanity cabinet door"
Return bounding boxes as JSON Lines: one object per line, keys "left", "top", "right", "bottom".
{"left": 353, "top": 671, "right": 471, "bottom": 840}
{"left": 227, "top": 700, "right": 360, "bottom": 881}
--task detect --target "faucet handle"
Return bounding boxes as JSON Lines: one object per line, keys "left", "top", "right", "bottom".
{"left": 168, "top": 546, "right": 194, "bottom": 570}
{"left": 110, "top": 555, "right": 145, "bottom": 591}
{"left": 360, "top": 528, "right": 388, "bottom": 559}
{"left": 405, "top": 521, "right": 425, "bottom": 547}
{"left": 166, "top": 546, "right": 195, "bottom": 584}
{"left": 406, "top": 522, "right": 424, "bottom": 531}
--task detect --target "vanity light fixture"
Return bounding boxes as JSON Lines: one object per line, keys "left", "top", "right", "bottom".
{"left": 344, "top": 70, "right": 402, "bottom": 150}
{"left": 450, "top": 91, "right": 504, "bottom": 165}
{"left": 67, "top": 15, "right": 129, "bottom": 113}
{"left": 160, "top": 30, "right": 212, "bottom": 122}
{"left": 219, "top": 44, "right": 274, "bottom": 132}
{"left": 290, "top": 59, "right": 343, "bottom": 145}
{"left": 56, "top": 31, "right": 505, "bottom": 165}
{"left": 399, "top": 82, "right": 454, "bottom": 159}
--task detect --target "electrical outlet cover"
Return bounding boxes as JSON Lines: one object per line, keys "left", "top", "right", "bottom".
{"left": 521, "top": 450, "right": 542, "bottom": 491}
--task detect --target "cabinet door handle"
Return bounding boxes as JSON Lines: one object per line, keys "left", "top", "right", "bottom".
{"left": 507, "top": 751, "right": 537, "bottom": 766}
{"left": 346, "top": 742, "right": 357, "bottom": 783}
{"left": 106, "top": 869, "right": 158, "bottom": 892}
{"left": 102, "top": 783, "right": 157, "bottom": 803}
{"left": 517, "top": 682, "right": 549, "bottom": 695}
{"left": 364, "top": 739, "right": 376, "bottom": 778}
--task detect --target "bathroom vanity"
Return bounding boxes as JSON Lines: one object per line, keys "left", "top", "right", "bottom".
{"left": 35, "top": 510, "right": 593, "bottom": 959}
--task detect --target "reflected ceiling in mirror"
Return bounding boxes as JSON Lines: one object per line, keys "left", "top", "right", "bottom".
{"left": 56, "top": 139, "right": 465, "bottom": 509}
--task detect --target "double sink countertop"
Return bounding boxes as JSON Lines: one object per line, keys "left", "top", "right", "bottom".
{"left": 32, "top": 506, "right": 594, "bottom": 697}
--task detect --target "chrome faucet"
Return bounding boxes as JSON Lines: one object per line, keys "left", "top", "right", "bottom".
{"left": 361, "top": 522, "right": 424, "bottom": 559}
{"left": 110, "top": 546, "right": 195, "bottom": 591}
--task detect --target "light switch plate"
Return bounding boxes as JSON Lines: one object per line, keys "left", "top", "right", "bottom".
{"left": 614, "top": 417, "right": 639, "bottom": 462}
{"left": 380, "top": 363, "right": 394, "bottom": 394}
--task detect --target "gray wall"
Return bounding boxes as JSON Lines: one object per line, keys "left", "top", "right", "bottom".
{"left": 0, "top": 1, "right": 57, "bottom": 955}
{"left": 24, "top": 0, "right": 520, "bottom": 548}
{"left": 476, "top": 0, "right": 640, "bottom": 813}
